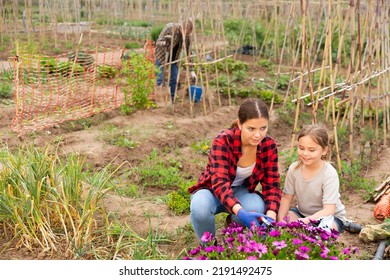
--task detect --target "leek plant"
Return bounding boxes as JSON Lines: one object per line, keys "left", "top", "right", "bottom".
{"left": 0, "top": 144, "right": 118, "bottom": 257}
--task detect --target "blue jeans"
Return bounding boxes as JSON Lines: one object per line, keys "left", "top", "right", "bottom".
{"left": 190, "top": 185, "right": 265, "bottom": 243}
{"left": 156, "top": 59, "right": 179, "bottom": 102}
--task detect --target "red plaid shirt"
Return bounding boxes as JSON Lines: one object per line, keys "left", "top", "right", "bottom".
{"left": 188, "top": 126, "right": 281, "bottom": 213}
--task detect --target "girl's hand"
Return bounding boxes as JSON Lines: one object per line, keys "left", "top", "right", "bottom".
{"left": 298, "top": 217, "right": 311, "bottom": 224}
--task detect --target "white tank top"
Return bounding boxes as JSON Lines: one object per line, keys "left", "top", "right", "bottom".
{"left": 232, "top": 162, "right": 255, "bottom": 187}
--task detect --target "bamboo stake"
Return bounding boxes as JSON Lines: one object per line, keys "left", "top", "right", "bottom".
{"left": 251, "top": 14, "right": 257, "bottom": 65}
{"left": 0, "top": 0, "right": 7, "bottom": 46}
{"left": 14, "top": 42, "right": 20, "bottom": 130}
{"left": 383, "top": 2, "right": 390, "bottom": 145}
{"left": 270, "top": 2, "right": 294, "bottom": 113}
{"left": 309, "top": 0, "right": 326, "bottom": 69}
{"left": 383, "top": 1, "right": 389, "bottom": 146}
{"left": 38, "top": 0, "right": 44, "bottom": 37}
{"left": 189, "top": 3, "right": 208, "bottom": 116}
{"left": 233, "top": 3, "right": 251, "bottom": 59}
{"left": 215, "top": 1, "right": 231, "bottom": 106}
{"left": 347, "top": 0, "right": 357, "bottom": 164}
{"left": 272, "top": 1, "right": 279, "bottom": 59}
{"left": 302, "top": 2, "right": 317, "bottom": 124}
{"left": 289, "top": 0, "right": 307, "bottom": 157}
{"left": 366, "top": 0, "right": 376, "bottom": 154}
{"left": 310, "top": 12, "right": 327, "bottom": 109}
{"left": 282, "top": 4, "right": 301, "bottom": 106}
{"left": 12, "top": 0, "right": 18, "bottom": 40}
{"left": 87, "top": 0, "right": 92, "bottom": 45}
{"left": 331, "top": 0, "right": 349, "bottom": 90}
{"left": 185, "top": 55, "right": 232, "bottom": 66}
{"left": 332, "top": 0, "right": 350, "bottom": 127}
{"left": 205, "top": 0, "right": 223, "bottom": 106}
{"left": 283, "top": 24, "right": 302, "bottom": 106}
{"left": 46, "top": 0, "right": 58, "bottom": 49}
{"left": 65, "top": 33, "right": 84, "bottom": 111}
{"left": 162, "top": 15, "right": 177, "bottom": 111}
{"left": 202, "top": 44, "right": 213, "bottom": 112}
{"left": 356, "top": 0, "right": 367, "bottom": 161}
{"left": 259, "top": 5, "right": 273, "bottom": 56}
{"left": 325, "top": 0, "right": 342, "bottom": 172}
{"left": 377, "top": 2, "right": 384, "bottom": 146}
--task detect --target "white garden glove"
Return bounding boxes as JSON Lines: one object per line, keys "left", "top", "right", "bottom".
{"left": 190, "top": 71, "right": 197, "bottom": 84}
{"left": 156, "top": 35, "right": 172, "bottom": 47}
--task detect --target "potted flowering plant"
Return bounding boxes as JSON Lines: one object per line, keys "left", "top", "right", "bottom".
{"left": 184, "top": 220, "right": 359, "bottom": 260}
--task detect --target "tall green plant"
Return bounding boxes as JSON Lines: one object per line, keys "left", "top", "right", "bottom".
{"left": 120, "top": 52, "right": 157, "bottom": 114}
{"left": 0, "top": 145, "right": 118, "bottom": 256}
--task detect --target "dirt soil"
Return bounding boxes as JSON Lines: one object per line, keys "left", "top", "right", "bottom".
{"left": 0, "top": 32, "right": 389, "bottom": 260}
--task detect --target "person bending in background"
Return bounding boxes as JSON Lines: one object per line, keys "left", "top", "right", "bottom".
{"left": 154, "top": 19, "right": 197, "bottom": 103}
{"left": 277, "top": 124, "right": 347, "bottom": 232}
{"left": 188, "top": 98, "right": 282, "bottom": 244}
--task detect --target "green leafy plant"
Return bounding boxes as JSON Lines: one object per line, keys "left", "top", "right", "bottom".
{"left": 216, "top": 57, "right": 249, "bottom": 73}
{"left": 255, "top": 89, "right": 283, "bottom": 104}
{"left": 190, "top": 140, "right": 211, "bottom": 155}
{"left": 166, "top": 191, "right": 189, "bottom": 215}
{"left": 149, "top": 25, "right": 164, "bottom": 42}
{"left": 97, "top": 65, "right": 117, "bottom": 79}
{"left": 0, "top": 82, "right": 12, "bottom": 99}
{"left": 124, "top": 41, "right": 143, "bottom": 49}
{"left": 232, "top": 69, "right": 247, "bottom": 82}
{"left": 223, "top": 19, "right": 265, "bottom": 49}
{"left": 253, "top": 79, "right": 271, "bottom": 91}
{"left": 115, "top": 184, "right": 139, "bottom": 198}
{"left": 210, "top": 75, "right": 230, "bottom": 87}
{"left": 276, "top": 74, "right": 290, "bottom": 90}
{"left": 102, "top": 126, "right": 137, "bottom": 149}
{"left": 114, "top": 136, "right": 137, "bottom": 149}
{"left": 134, "top": 149, "right": 185, "bottom": 189}
{"left": 120, "top": 51, "right": 157, "bottom": 113}
{"left": 165, "top": 180, "right": 194, "bottom": 215}
{"left": 258, "top": 59, "right": 272, "bottom": 69}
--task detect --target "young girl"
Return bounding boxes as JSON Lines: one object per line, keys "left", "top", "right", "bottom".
{"left": 277, "top": 124, "right": 347, "bottom": 232}
{"left": 188, "top": 98, "right": 282, "bottom": 243}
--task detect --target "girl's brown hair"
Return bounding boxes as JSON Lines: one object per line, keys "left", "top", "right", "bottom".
{"left": 295, "top": 124, "right": 331, "bottom": 168}
{"left": 231, "top": 98, "right": 269, "bottom": 127}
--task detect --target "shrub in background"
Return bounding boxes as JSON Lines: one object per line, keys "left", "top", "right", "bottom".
{"left": 120, "top": 51, "right": 157, "bottom": 113}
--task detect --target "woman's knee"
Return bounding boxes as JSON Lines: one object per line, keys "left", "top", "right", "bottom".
{"left": 190, "top": 190, "right": 215, "bottom": 219}
{"left": 240, "top": 194, "right": 265, "bottom": 213}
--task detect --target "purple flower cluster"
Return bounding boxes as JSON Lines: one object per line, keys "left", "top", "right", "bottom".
{"left": 184, "top": 219, "right": 359, "bottom": 260}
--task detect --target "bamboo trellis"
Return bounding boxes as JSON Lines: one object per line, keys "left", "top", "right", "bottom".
{"left": 0, "top": 0, "right": 389, "bottom": 168}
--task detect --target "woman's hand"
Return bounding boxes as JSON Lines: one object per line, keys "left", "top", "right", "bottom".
{"left": 258, "top": 214, "right": 274, "bottom": 226}
{"left": 237, "top": 209, "right": 262, "bottom": 228}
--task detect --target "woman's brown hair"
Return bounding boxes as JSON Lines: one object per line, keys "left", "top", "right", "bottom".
{"left": 231, "top": 98, "right": 269, "bottom": 128}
